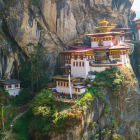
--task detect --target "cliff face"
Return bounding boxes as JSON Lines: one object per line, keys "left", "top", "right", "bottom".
{"left": 49, "top": 65, "right": 140, "bottom": 140}
{"left": 0, "top": 0, "right": 135, "bottom": 78}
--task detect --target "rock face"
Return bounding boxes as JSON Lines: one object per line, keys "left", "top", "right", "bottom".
{"left": 0, "top": 0, "right": 136, "bottom": 78}
{"left": 49, "top": 65, "right": 140, "bottom": 140}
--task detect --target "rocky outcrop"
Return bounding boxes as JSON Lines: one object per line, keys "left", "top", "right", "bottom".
{"left": 0, "top": 0, "right": 136, "bottom": 78}
{"left": 49, "top": 65, "right": 140, "bottom": 140}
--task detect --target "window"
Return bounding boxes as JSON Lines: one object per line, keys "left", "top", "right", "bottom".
{"left": 67, "top": 83, "right": 68, "bottom": 87}
{"left": 73, "top": 62, "right": 75, "bottom": 66}
{"left": 81, "top": 56, "right": 83, "bottom": 60}
{"left": 98, "top": 39, "right": 103, "bottom": 46}
{"left": 75, "top": 88, "right": 77, "bottom": 92}
{"left": 76, "top": 62, "right": 78, "bottom": 67}
{"left": 90, "top": 56, "right": 91, "bottom": 59}
{"left": 64, "top": 83, "right": 65, "bottom": 87}
{"left": 78, "top": 89, "right": 80, "bottom": 92}
{"left": 8, "top": 85, "right": 12, "bottom": 88}
{"left": 58, "top": 82, "right": 59, "bottom": 86}
{"left": 86, "top": 56, "right": 88, "bottom": 60}
{"left": 61, "top": 82, "right": 62, "bottom": 86}
{"left": 75, "top": 55, "right": 77, "bottom": 60}
{"left": 93, "top": 56, "right": 94, "bottom": 60}
{"left": 82, "top": 62, "right": 84, "bottom": 67}
{"left": 15, "top": 84, "right": 18, "bottom": 87}
{"left": 112, "top": 51, "right": 120, "bottom": 58}
{"left": 69, "top": 56, "right": 70, "bottom": 59}
{"left": 79, "top": 62, "right": 81, "bottom": 67}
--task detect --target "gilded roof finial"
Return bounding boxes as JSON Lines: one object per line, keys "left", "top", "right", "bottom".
{"left": 103, "top": 18, "right": 105, "bottom": 21}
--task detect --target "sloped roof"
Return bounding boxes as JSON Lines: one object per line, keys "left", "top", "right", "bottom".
{"left": 61, "top": 46, "right": 110, "bottom": 53}
{"left": 1, "top": 79, "right": 21, "bottom": 85}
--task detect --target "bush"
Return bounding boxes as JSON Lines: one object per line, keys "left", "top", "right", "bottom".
{"left": 13, "top": 121, "right": 21, "bottom": 133}
{"left": 31, "top": 0, "right": 40, "bottom": 6}
{"left": 95, "top": 67, "right": 124, "bottom": 96}
{"left": 89, "top": 122, "right": 97, "bottom": 129}
{"left": 15, "top": 88, "right": 31, "bottom": 105}
{"left": 101, "top": 106, "right": 110, "bottom": 116}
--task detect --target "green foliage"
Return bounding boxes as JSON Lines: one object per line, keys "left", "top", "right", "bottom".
{"left": 0, "top": 87, "right": 9, "bottom": 105}
{"left": 112, "top": 134, "right": 125, "bottom": 140}
{"left": 88, "top": 86, "right": 105, "bottom": 101}
{"left": 12, "top": 111, "right": 33, "bottom": 140}
{"left": 101, "top": 106, "right": 110, "bottom": 116}
{"left": 96, "top": 66, "right": 124, "bottom": 96}
{"left": 5, "top": 114, "right": 17, "bottom": 130}
{"left": 19, "top": 44, "right": 49, "bottom": 91}
{"left": 101, "top": 129, "right": 107, "bottom": 139}
{"left": 15, "top": 88, "right": 31, "bottom": 105}
{"left": 0, "top": 133, "right": 6, "bottom": 139}
{"left": 106, "top": 119, "right": 117, "bottom": 133}
{"left": 29, "top": 90, "right": 57, "bottom": 137}
{"left": 75, "top": 92, "right": 94, "bottom": 108}
{"left": 89, "top": 122, "right": 97, "bottom": 129}
{"left": 31, "top": 0, "right": 40, "bottom": 6}
{"left": 92, "top": 134, "right": 99, "bottom": 140}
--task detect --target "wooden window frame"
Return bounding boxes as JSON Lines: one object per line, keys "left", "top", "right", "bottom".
{"left": 112, "top": 52, "right": 120, "bottom": 58}
{"left": 15, "top": 84, "right": 18, "bottom": 87}
{"left": 78, "top": 89, "right": 80, "bottom": 92}
{"left": 79, "top": 62, "right": 81, "bottom": 67}
{"left": 82, "top": 62, "right": 84, "bottom": 67}
{"left": 8, "top": 85, "right": 12, "bottom": 88}
{"left": 76, "top": 62, "right": 78, "bottom": 67}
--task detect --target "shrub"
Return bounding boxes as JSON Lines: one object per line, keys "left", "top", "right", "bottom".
{"left": 89, "top": 122, "right": 97, "bottom": 129}
{"left": 13, "top": 121, "right": 22, "bottom": 133}
{"left": 101, "top": 106, "right": 110, "bottom": 116}
{"left": 15, "top": 88, "right": 31, "bottom": 105}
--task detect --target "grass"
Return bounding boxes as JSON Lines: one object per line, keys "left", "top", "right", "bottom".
{"left": 12, "top": 111, "right": 33, "bottom": 140}
{"left": 0, "top": 133, "right": 6, "bottom": 139}
{"left": 5, "top": 114, "right": 18, "bottom": 130}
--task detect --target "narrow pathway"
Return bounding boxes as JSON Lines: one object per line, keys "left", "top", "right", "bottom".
{"left": 2, "top": 111, "right": 26, "bottom": 140}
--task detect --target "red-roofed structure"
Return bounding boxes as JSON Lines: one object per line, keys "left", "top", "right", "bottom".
{"left": 52, "top": 18, "right": 133, "bottom": 96}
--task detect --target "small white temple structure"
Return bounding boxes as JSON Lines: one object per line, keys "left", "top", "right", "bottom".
{"left": 0, "top": 79, "right": 21, "bottom": 96}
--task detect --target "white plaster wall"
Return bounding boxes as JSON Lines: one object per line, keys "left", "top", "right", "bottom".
{"left": 91, "top": 41, "right": 98, "bottom": 48}
{"left": 120, "top": 54, "right": 124, "bottom": 64}
{"left": 103, "top": 40, "right": 113, "bottom": 46}
{"left": 7, "top": 89, "right": 20, "bottom": 96}
{"left": 90, "top": 67, "right": 107, "bottom": 72}
{"left": 73, "top": 88, "right": 86, "bottom": 94}
{"left": 71, "top": 58, "right": 87, "bottom": 78}
{"left": 56, "top": 86, "right": 74, "bottom": 94}
{"left": 122, "top": 36, "right": 125, "bottom": 42}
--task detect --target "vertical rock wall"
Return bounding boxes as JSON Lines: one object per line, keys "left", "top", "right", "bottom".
{"left": 0, "top": 0, "right": 136, "bottom": 78}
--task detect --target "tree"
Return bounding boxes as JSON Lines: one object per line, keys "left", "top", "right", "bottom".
{"left": 19, "top": 43, "right": 49, "bottom": 92}
{"left": 15, "top": 88, "right": 31, "bottom": 104}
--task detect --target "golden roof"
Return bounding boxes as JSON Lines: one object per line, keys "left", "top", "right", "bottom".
{"left": 99, "top": 18, "right": 109, "bottom": 26}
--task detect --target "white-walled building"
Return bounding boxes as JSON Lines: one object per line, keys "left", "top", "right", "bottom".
{"left": 52, "top": 18, "right": 133, "bottom": 95}
{"left": 0, "top": 79, "right": 21, "bottom": 96}
{"left": 52, "top": 75, "right": 86, "bottom": 95}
